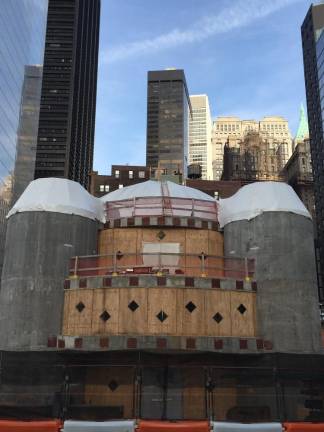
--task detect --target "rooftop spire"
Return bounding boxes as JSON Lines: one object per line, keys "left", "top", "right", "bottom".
{"left": 295, "top": 103, "right": 309, "bottom": 142}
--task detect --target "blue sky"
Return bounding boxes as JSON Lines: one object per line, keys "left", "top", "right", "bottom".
{"left": 94, "top": 0, "right": 310, "bottom": 174}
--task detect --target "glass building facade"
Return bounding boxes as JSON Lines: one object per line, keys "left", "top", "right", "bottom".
{"left": 0, "top": 0, "right": 48, "bottom": 273}
{"left": 146, "top": 70, "right": 191, "bottom": 178}
{"left": 301, "top": 4, "right": 324, "bottom": 301}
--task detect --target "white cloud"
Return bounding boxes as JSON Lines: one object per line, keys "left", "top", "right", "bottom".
{"left": 102, "top": 0, "right": 302, "bottom": 64}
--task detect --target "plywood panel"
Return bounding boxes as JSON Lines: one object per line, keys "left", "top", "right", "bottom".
{"left": 113, "top": 229, "right": 140, "bottom": 268}
{"left": 85, "top": 367, "right": 134, "bottom": 418}
{"left": 183, "top": 368, "right": 206, "bottom": 419}
{"left": 180, "top": 289, "right": 205, "bottom": 336}
{"left": 98, "top": 229, "right": 114, "bottom": 255}
{"left": 230, "top": 292, "right": 256, "bottom": 337}
{"left": 62, "top": 291, "right": 71, "bottom": 334}
{"left": 118, "top": 288, "right": 148, "bottom": 334}
{"left": 205, "top": 290, "right": 232, "bottom": 337}
{"left": 64, "top": 289, "right": 94, "bottom": 336}
{"left": 91, "top": 289, "right": 119, "bottom": 335}
{"left": 148, "top": 288, "right": 177, "bottom": 334}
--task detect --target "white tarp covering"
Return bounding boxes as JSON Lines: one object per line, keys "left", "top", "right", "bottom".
{"left": 101, "top": 180, "right": 215, "bottom": 202}
{"left": 218, "top": 181, "right": 311, "bottom": 228}
{"left": 63, "top": 420, "right": 136, "bottom": 432}
{"left": 142, "top": 242, "right": 180, "bottom": 270}
{"left": 7, "top": 178, "right": 105, "bottom": 222}
{"left": 212, "top": 422, "right": 282, "bottom": 432}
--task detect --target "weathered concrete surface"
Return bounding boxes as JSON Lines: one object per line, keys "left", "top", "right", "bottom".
{"left": 0, "top": 212, "right": 98, "bottom": 350}
{"left": 224, "top": 212, "right": 322, "bottom": 353}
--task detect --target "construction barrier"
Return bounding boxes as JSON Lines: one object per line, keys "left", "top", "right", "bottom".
{"left": 138, "top": 420, "right": 210, "bottom": 432}
{"left": 0, "top": 420, "right": 62, "bottom": 431}
{"left": 283, "top": 424, "right": 324, "bottom": 431}
{"left": 212, "top": 423, "right": 283, "bottom": 432}
{"left": 63, "top": 420, "right": 136, "bottom": 431}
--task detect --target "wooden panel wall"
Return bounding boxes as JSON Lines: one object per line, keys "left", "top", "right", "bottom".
{"left": 98, "top": 228, "right": 224, "bottom": 277}
{"left": 84, "top": 367, "right": 134, "bottom": 418}
{"left": 63, "top": 288, "right": 256, "bottom": 338}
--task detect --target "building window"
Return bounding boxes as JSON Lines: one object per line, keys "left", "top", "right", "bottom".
{"left": 99, "top": 185, "right": 104, "bottom": 192}
{"left": 214, "top": 191, "right": 219, "bottom": 200}
{"left": 115, "top": 170, "right": 120, "bottom": 178}
{"left": 119, "top": 184, "right": 123, "bottom": 189}
{"left": 139, "top": 171, "right": 145, "bottom": 178}
{"left": 105, "top": 185, "right": 110, "bottom": 192}
{"left": 129, "top": 170, "right": 134, "bottom": 179}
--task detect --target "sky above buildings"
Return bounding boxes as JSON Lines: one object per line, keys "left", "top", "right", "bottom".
{"left": 94, "top": 0, "right": 310, "bottom": 173}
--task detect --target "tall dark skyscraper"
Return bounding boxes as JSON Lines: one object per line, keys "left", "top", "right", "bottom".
{"left": 301, "top": 4, "right": 324, "bottom": 300}
{"left": 35, "top": 0, "right": 100, "bottom": 189}
{"left": 146, "top": 69, "right": 191, "bottom": 178}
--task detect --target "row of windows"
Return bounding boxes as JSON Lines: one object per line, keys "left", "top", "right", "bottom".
{"left": 114, "top": 170, "right": 146, "bottom": 179}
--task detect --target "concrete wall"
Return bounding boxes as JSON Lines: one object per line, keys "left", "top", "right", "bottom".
{"left": 0, "top": 212, "right": 98, "bottom": 350}
{"left": 224, "top": 212, "right": 321, "bottom": 353}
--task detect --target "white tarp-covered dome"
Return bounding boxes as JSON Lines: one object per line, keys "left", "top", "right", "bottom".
{"left": 100, "top": 180, "right": 215, "bottom": 202}
{"left": 7, "top": 178, "right": 105, "bottom": 222}
{"left": 63, "top": 420, "right": 136, "bottom": 432}
{"left": 212, "top": 422, "right": 282, "bottom": 432}
{"left": 218, "top": 181, "right": 311, "bottom": 228}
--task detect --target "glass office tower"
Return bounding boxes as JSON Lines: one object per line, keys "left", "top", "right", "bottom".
{"left": 146, "top": 69, "right": 191, "bottom": 178}
{"left": 0, "top": 0, "right": 48, "bottom": 273}
{"left": 301, "top": 3, "right": 324, "bottom": 300}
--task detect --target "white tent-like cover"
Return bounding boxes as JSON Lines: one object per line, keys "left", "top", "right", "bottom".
{"left": 7, "top": 178, "right": 105, "bottom": 222}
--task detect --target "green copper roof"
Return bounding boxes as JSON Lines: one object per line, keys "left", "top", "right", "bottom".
{"left": 295, "top": 103, "right": 309, "bottom": 141}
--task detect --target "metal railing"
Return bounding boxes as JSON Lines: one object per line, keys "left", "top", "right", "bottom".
{"left": 105, "top": 196, "right": 218, "bottom": 221}
{"left": 69, "top": 252, "right": 255, "bottom": 280}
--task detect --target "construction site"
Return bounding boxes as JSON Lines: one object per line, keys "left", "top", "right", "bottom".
{"left": 0, "top": 178, "right": 323, "bottom": 432}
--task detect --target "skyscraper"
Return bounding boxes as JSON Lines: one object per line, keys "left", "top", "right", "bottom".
{"left": 301, "top": 3, "right": 324, "bottom": 299}
{"left": 34, "top": 0, "right": 101, "bottom": 190}
{"left": 12, "top": 65, "right": 43, "bottom": 204}
{"left": 0, "top": 0, "right": 48, "bottom": 273}
{"left": 188, "top": 95, "right": 212, "bottom": 180}
{"left": 146, "top": 69, "right": 191, "bottom": 178}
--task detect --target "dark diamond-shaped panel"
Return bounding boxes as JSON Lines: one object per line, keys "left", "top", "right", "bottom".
{"left": 157, "top": 230, "right": 166, "bottom": 240}
{"left": 213, "top": 312, "right": 223, "bottom": 323}
{"left": 185, "top": 301, "right": 197, "bottom": 313}
{"left": 76, "top": 302, "right": 85, "bottom": 313}
{"left": 237, "top": 304, "right": 247, "bottom": 315}
{"left": 156, "top": 310, "right": 168, "bottom": 322}
{"left": 100, "top": 310, "right": 111, "bottom": 322}
{"left": 108, "top": 380, "right": 118, "bottom": 391}
{"left": 128, "top": 300, "right": 139, "bottom": 312}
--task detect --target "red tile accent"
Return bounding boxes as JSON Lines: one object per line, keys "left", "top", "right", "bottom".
{"left": 47, "top": 336, "right": 57, "bottom": 348}
{"left": 264, "top": 340, "right": 273, "bottom": 350}
{"left": 74, "top": 338, "right": 83, "bottom": 349}
{"left": 79, "top": 278, "right": 87, "bottom": 288}
{"left": 100, "top": 337, "right": 109, "bottom": 348}
{"left": 129, "top": 276, "right": 139, "bottom": 286}
{"left": 173, "top": 217, "right": 181, "bottom": 226}
{"left": 127, "top": 217, "right": 135, "bottom": 226}
{"left": 212, "top": 279, "right": 220, "bottom": 288}
{"left": 175, "top": 269, "right": 184, "bottom": 274}
{"left": 157, "top": 216, "right": 165, "bottom": 226}
{"left": 214, "top": 339, "right": 223, "bottom": 350}
{"left": 202, "top": 221, "right": 208, "bottom": 230}
{"left": 142, "top": 216, "right": 150, "bottom": 226}
{"left": 187, "top": 218, "right": 195, "bottom": 227}
{"left": 185, "top": 277, "right": 195, "bottom": 287}
{"left": 127, "top": 338, "right": 137, "bottom": 349}
{"left": 156, "top": 338, "right": 167, "bottom": 349}
{"left": 64, "top": 279, "right": 70, "bottom": 290}
{"left": 103, "top": 277, "right": 112, "bottom": 287}
{"left": 256, "top": 339, "right": 264, "bottom": 350}
{"left": 58, "top": 339, "right": 65, "bottom": 349}
{"left": 251, "top": 281, "right": 258, "bottom": 291}
{"left": 186, "top": 338, "right": 196, "bottom": 349}
{"left": 157, "top": 276, "right": 166, "bottom": 286}
{"left": 239, "top": 339, "right": 248, "bottom": 349}
{"left": 236, "top": 280, "right": 244, "bottom": 290}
